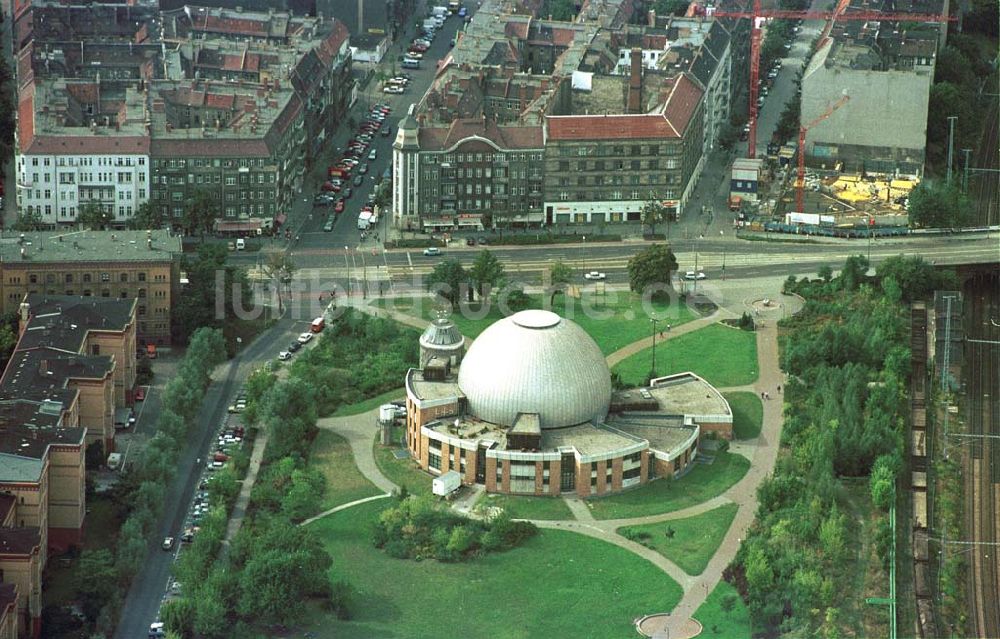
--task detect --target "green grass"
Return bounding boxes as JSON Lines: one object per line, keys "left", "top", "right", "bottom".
{"left": 725, "top": 392, "right": 763, "bottom": 440}
{"left": 43, "top": 495, "right": 124, "bottom": 606}
{"left": 332, "top": 388, "right": 405, "bottom": 417}
{"left": 476, "top": 493, "right": 574, "bottom": 521}
{"left": 372, "top": 292, "right": 700, "bottom": 354}
{"left": 302, "top": 501, "right": 683, "bottom": 639}
{"left": 618, "top": 503, "right": 738, "bottom": 575}
{"left": 693, "top": 581, "right": 752, "bottom": 638}
{"left": 372, "top": 426, "right": 433, "bottom": 497}
{"left": 309, "top": 430, "right": 383, "bottom": 512}
{"left": 612, "top": 323, "right": 759, "bottom": 387}
{"left": 588, "top": 452, "right": 751, "bottom": 521}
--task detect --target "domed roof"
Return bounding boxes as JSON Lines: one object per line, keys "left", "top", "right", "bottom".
{"left": 457, "top": 310, "right": 611, "bottom": 429}
{"left": 420, "top": 317, "right": 463, "bottom": 349}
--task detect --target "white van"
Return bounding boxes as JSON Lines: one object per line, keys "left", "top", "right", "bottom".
{"left": 235, "top": 238, "right": 246, "bottom": 250}
{"left": 402, "top": 57, "right": 421, "bottom": 69}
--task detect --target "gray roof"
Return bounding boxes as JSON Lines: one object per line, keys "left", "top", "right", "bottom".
{"left": 420, "top": 318, "right": 464, "bottom": 349}
{"left": 0, "top": 454, "right": 45, "bottom": 482}
{"left": 0, "top": 230, "right": 181, "bottom": 264}
{"left": 17, "top": 295, "right": 135, "bottom": 352}
{"left": 457, "top": 310, "right": 611, "bottom": 429}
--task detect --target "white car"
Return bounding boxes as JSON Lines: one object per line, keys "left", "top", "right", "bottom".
{"left": 161, "top": 537, "right": 175, "bottom": 551}
{"left": 422, "top": 247, "right": 441, "bottom": 256}
{"left": 368, "top": 149, "right": 377, "bottom": 161}
{"left": 277, "top": 351, "right": 292, "bottom": 361}
{"left": 297, "top": 332, "right": 314, "bottom": 344}
{"left": 584, "top": 271, "right": 606, "bottom": 281}
{"left": 684, "top": 271, "right": 707, "bottom": 280}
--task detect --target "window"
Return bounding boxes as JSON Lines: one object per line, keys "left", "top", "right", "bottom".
{"left": 138, "top": 272, "right": 146, "bottom": 282}
{"left": 46, "top": 273, "right": 55, "bottom": 284}
{"left": 83, "top": 273, "right": 92, "bottom": 283}
{"left": 100, "top": 273, "right": 110, "bottom": 282}
{"left": 120, "top": 273, "right": 128, "bottom": 282}
{"left": 91, "top": 345, "right": 100, "bottom": 355}
{"left": 29, "top": 274, "right": 38, "bottom": 284}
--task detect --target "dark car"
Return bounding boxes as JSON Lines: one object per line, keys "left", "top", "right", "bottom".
{"left": 466, "top": 237, "right": 475, "bottom": 246}
{"left": 343, "top": 187, "right": 353, "bottom": 199}
{"left": 288, "top": 341, "right": 302, "bottom": 352}
{"left": 354, "top": 175, "right": 365, "bottom": 186}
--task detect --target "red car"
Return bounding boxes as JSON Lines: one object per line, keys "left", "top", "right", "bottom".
{"left": 334, "top": 200, "right": 345, "bottom": 213}
{"left": 321, "top": 181, "right": 342, "bottom": 192}
{"left": 134, "top": 387, "right": 146, "bottom": 402}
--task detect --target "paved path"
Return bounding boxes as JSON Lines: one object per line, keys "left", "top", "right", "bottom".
{"left": 315, "top": 411, "right": 399, "bottom": 495}
{"left": 221, "top": 432, "right": 269, "bottom": 552}
{"left": 299, "top": 493, "right": 392, "bottom": 527}
{"left": 327, "top": 280, "right": 798, "bottom": 635}
{"left": 605, "top": 308, "right": 731, "bottom": 368}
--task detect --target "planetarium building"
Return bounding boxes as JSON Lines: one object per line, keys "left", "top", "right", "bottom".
{"left": 404, "top": 310, "right": 733, "bottom": 497}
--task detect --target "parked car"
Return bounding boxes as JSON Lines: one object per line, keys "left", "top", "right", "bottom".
{"left": 135, "top": 387, "right": 146, "bottom": 401}
{"left": 323, "top": 221, "right": 334, "bottom": 232}
{"left": 335, "top": 200, "right": 345, "bottom": 213}
{"left": 423, "top": 247, "right": 441, "bottom": 256}
{"left": 353, "top": 175, "right": 364, "bottom": 186}
{"left": 297, "top": 332, "right": 314, "bottom": 344}
{"left": 288, "top": 341, "right": 302, "bottom": 352}
{"left": 684, "top": 271, "right": 707, "bottom": 280}
{"left": 343, "top": 187, "right": 353, "bottom": 199}
{"left": 368, "top": 149, "right": 377, "bottom": 161}
{"left": 584, "top": 271, "right": 606, "bottom": 281}
{"left": 278, "top": 351, "right": 292, "bottom": 361}
{"left": 358, "top": 163, "right": 369, "bottom": 174}
{"left": 161, "top": 537, "right": 175, "bottom": 551}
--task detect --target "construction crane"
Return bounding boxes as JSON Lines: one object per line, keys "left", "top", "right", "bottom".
{"left": 706, "top": 3, "right": 954, "bottom": 158}
{"left": 796, "top": 94, "right": 849, "bottom": 213}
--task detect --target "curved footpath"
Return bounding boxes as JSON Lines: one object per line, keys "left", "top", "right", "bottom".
{"left": 312, "top": 282, "right": 801, "bottom": 637}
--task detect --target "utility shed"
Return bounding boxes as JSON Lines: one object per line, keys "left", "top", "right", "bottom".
{"left": 730, "top": 158, "right": 763, "bottom": 202}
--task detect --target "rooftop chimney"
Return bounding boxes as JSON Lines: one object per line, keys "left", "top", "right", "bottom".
{"left": 648, "top": 9, "right": 656, "bottom": 27}
{"left": 627, "top": 48, "right": 643, "bottom": 114}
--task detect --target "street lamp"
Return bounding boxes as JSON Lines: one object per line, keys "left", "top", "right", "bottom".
{"left": 359, "top": 245, "right": 368, "bottom": 299}
{"left": 650, "top": 317, "right": 660, "bottom": 383}
{"left": 582, "top": 235, "right": 587, "bottom": 274}
{"left": 344, "top": 246, "right": 351, "bottom": 297}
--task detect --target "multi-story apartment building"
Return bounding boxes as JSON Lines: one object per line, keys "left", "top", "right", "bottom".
{"left": 15, "top": 83, "right": 152, "bottom": 227}
{"left": 542, "top": 74, "right": 703, "bottom": 225}
{"left": 148, "top": 80, "right": 304, "bottom": 228}
{"left": 13, "top": 1, "right": 352, "bottom": 228}
{"left": 0, "top": 231, "right": 180, "bottom": 346}
{"left": 0, "top": 399, "right": 86, "bottom": 639}
{"left": 393, "top": 112, "right": 546, "bottom": 230}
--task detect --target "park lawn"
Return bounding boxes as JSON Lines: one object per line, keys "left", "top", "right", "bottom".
{"left": 617, "top": 503, "right": 738, "bottom": 575}
{"left": 477, "top": 492, "right": 574, "bottom": 521}
{"left": 372, "top": 426, "right": 433, "bottom": 497}
{"left": 693, "top": 581, "right": 752, "bottom": 638}
{"left": 373, "top": 292, "right": 700, "bottom": 354}
{"left": 612, "top": 323, "right": 759, "bottom": 387}
{"left": 588, "top": 452, "right": 750, "bottom": 521}
{"left": 309, "top": 430, "right": 383, "bottom": 513}
{"left": 725, "top": 392, "right": 763, "bottom": 440}
{"left": 303, "top": 501, "right": 683, "bottom": 639}
{"left": 332, "top": 388, "right": 405, "bottom": 417}
{"left": 43, "top": 495, "right": 124, "bottom": 606}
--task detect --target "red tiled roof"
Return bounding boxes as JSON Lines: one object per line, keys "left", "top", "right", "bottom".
{"left": 315, "top": 20, "right": 349, "bottom": 68}
{"left": 221, "top": 54, "right": 245, "bottom": 71}
{"left": 150, "top": 138, "right": 270, "bottom": 158}
{"left": 505, "top": 20, "right": 530, "bottom": 40}
{"left": 659, "top": 73, "right": 703, "bottom": 136}
{"left": 642, "top": 34, "right": 668, "bottom": 49}
{"left": 206, "top": 93, "right": 236, "bottom": 110}
{"left": 17, "top": 91, "right": 34, "bottom": 152}
{"left": 198, "top": 15, "right": 268, "bottom": 37}
{"left": 25, "top": 135, "right": 150, "bottom": 155}
{"left": 66, "top": 83, "right": 99, "bottom": 104}
{"left": 551, "top": 27, "right": 577, "bottom": 47}
{"left": 547, "top": 114, "right": 681, "bottom": 140}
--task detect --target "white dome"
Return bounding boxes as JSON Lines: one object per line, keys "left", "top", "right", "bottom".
{"left": 457, "top": 310, "right": 611, "bottom": 429}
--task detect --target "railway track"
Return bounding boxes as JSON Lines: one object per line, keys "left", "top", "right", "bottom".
{"left": 970, "top": 98, "right": 999, "bottom": 227}
{"left": 963, "top": 272, "right": 1000, "bottom": 639}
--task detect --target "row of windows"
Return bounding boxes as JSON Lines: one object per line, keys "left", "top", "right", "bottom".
{"left": 154, "top": 158, "right": 269, "bottom": 170}
{"left": 23, "top": 289, "right": 168, "bottom": 310}
{"left": 18, "top": 271, "right": 165, "bottom": 285}
{"left": 30, "top": 156, "right": 145, "bottom": 167}
{"left": 427, "top": 151, "right": 544, "bottom": 165}
{"left": 556, "top": 189, "right": 677, "bottom": 201}
{"left": 555, "top": 159, "right": 680, "bottom": 171}
{"left": 555, "top": 143, "right": 680, "bottom": 157}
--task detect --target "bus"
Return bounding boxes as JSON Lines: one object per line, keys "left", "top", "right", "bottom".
{"left": 448, "top": 1, "right": 460, "bottom": 13}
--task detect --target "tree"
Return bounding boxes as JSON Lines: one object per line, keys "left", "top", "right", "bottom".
{"left": 260, "top": 378, "right": 319, "bottom": 461}
{"left": 75, "top": 549, "right": 117, "bottom": 621}
{"left": 627, "top": 243, "right": 678, "bottom": 296}
{"left": 281, "top": 467, "right": 327, "bottom": 522}
{"left": 817, "top": 265, "right": 833, "bottom": 282}
{"left": 641, "top": 195, "right": 669, "bottom": 237}
{"left": 654, "top": 0, "right": 690, "bottom": 15}
{"left": 906, "top": 180, "right": 973, "bottom": 229}
{"left": 547, "top": 260, "right": 573, "bottom": 305}
{"left": 496, "top": 282, "right": 531, "bottom": 313}
{"left": 85, "top": 441, "right": 105, "bottom": 471}
{"left": 77, "top": 201, "right": 112, "bottom": 230}
{"left": 468, "top": 249, "right": 505, "bottom": 298}
{"left": 182, "top": 189, "right": 218, "bottom": 237}
{"left": 261, "top": 252, "right": 296, "bottom": 313}
{"left": 12, "top": 209, "right": 44, "bottom": 231}
{"left": 425, "top": 259, "right": 468, "bottom": 304}
{"left": 869, "top": 454, "right": 897, "bottom": 511}
{"left": 127, "top": 201, "right": 164, "bottom": 230}
{"left": 173, "top": 244, "right": 252, "bottom": 342}
{"left": 876, "top": 254, "right": 958, "bottom": 303}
